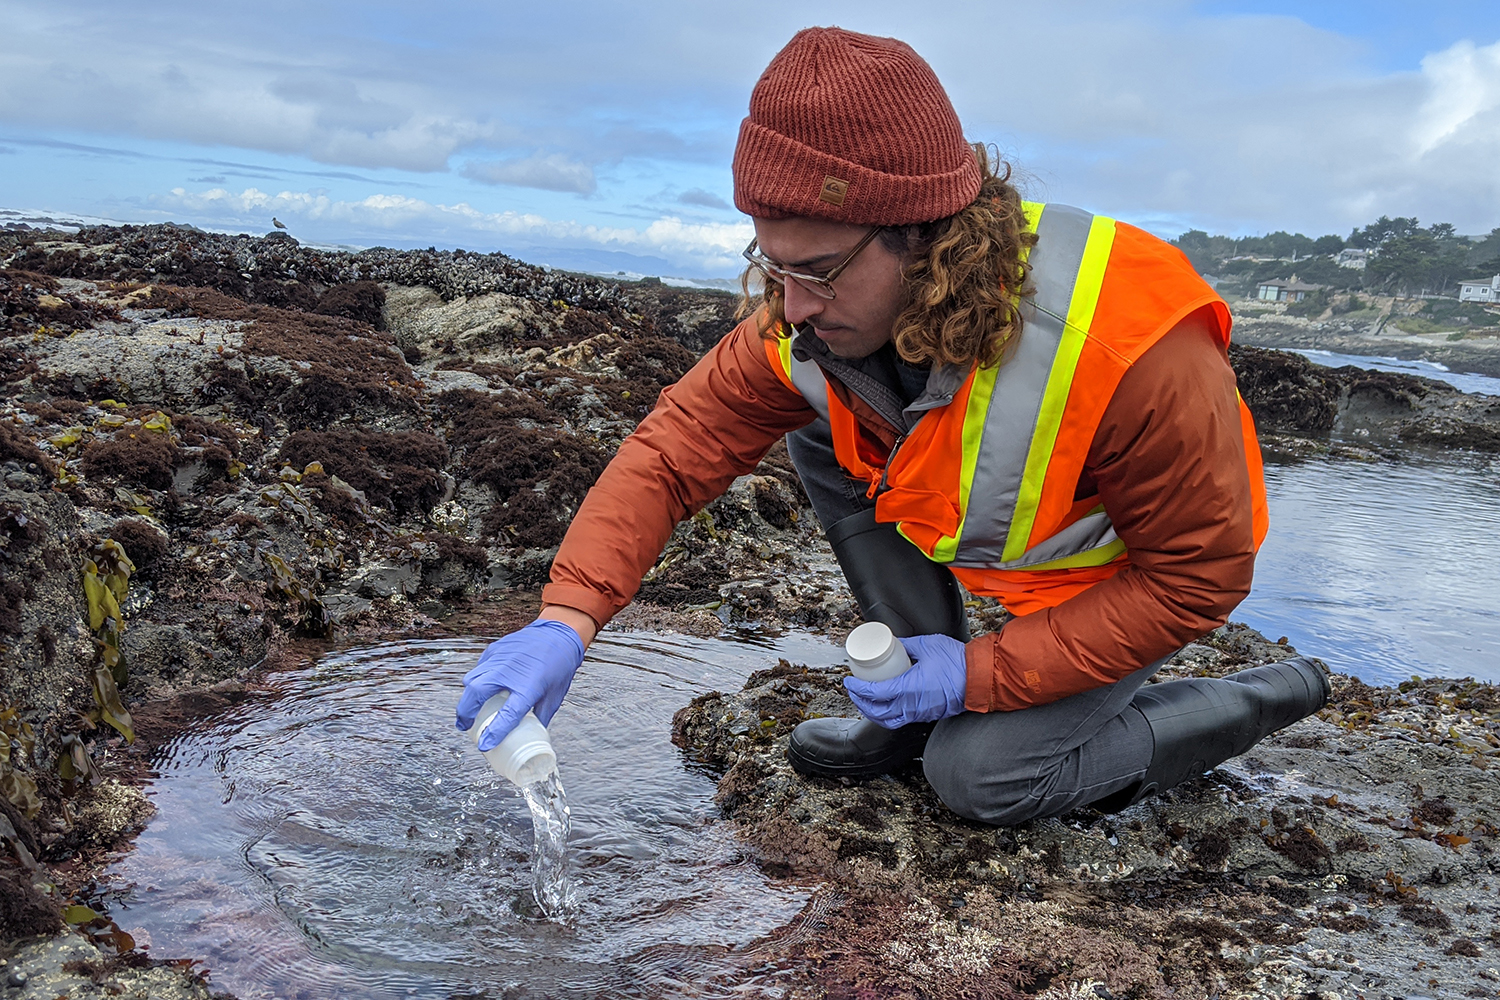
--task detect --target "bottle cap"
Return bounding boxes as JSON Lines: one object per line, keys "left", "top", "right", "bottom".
{"left": 845, "top": 621, "right": 897, "bottom": 667}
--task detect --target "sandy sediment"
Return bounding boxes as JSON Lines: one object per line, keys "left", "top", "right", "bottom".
{"left": 1, "top": 223, "right": 1498, "bottom": 998}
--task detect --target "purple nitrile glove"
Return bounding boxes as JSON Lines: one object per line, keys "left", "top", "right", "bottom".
{"left": 843, "top": 633, "right": 969, "bottom": 729}
{"left": 455, "top": 619, "right": 585, "bottom": 751}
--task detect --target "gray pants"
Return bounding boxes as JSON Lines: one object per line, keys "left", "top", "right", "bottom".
{"left": 788, "top": 420, "right": 1158, "bottom": 825}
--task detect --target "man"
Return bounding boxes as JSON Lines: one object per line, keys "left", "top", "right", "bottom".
{"left": 456, "top": 27, "right": 1329, "bottom": 826}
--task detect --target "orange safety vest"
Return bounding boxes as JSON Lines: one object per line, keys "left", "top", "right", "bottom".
{"left": 765, "top": 201, "right": 1269, "bottom": 616}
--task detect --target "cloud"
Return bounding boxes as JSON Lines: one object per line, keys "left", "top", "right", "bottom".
{"left": 2, "top": 1, "right": 1499, "bottom": 238}
{"left": 677, "top": 188, "right": 731, "bottom": 210}
{"left": 461, "top": 153, "right": 597, "bottom": 194}
{"left": 1414, "top": 39, "right": 1500, "bottom": 153}
{"left": 153, "top": 185, "right": 753, "bottom": 272}
{"left": 0, "top": 135, "right": 427, "bottom": 186}
{"left": 188, "top": 175, "right": 225, "bottom": 184}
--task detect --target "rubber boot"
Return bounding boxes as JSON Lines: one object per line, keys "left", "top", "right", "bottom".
{"left": 822, "top": 509, "right": 970, "bottom": 642}
{"left": 788, "top": 510, "right": 969, "bottom": 779}
{"left": 1090, "top": 656, "right": 1332, "bottom": 812}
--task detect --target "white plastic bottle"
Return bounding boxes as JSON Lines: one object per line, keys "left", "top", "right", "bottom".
{"left": 845, "top": 622, "right": 914, "bottom": 683}
{"left": 468, "top": 691, "right": 558, "bottom": 787}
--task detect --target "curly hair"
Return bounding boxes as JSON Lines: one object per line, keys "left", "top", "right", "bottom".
{"left": 738, "top": 144, "right": 1035, "bottom": 369}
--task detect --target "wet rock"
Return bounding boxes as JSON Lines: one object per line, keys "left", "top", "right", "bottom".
{"left": 3, "top": 932, "right": 213, "bottom": 999}
{"left": 674, "top": 625, "right": 1500, "bottom": 998}
{"left": 350, "top": 559, "right": 420, "bottom": 599}
{"left": 1230, "top": 342, "right": 1500, "bottom": 455}
{"left": 1231, "top": 344, "right": 1341, "bottom": 432}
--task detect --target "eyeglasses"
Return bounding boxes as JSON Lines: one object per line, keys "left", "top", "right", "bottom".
{"left": 742, "top": 227, "right": 883, "bottom": 301}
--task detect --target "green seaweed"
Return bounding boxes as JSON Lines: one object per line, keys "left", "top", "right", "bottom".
{"left": 0, "top": 704, "right": 39, "bottom": 818}
{"left": 79, "top": 541, "right": 137, "bottom": 743}
{"left": 57, "top": 733, "right": 98, "bottom": 789}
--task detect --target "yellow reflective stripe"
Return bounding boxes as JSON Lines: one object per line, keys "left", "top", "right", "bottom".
{"left": 930, "top": 364, "right": 1000, "bottom": 562}
{"left": 776, "top": 331, "right": 793, "bottom": 378}
{"left": 1018, "top": 536, "right": 1127, "bottom": 572}
{"left": 929, "top": 204, "right": 1046, "bottom": 563}
{"left": 1002, "top": 214, "right": 1117, "bottom": 562}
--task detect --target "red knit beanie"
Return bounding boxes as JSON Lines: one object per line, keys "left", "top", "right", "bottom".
{"left": 734, "top": 27, "right": 981, "bottom": 225}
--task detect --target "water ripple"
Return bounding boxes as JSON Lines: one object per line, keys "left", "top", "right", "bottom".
{"left": 108, "top": 631, "right": 836, "bottom": 999}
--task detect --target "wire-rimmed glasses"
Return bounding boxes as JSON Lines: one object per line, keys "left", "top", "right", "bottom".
{"left": 741, "top": 227, "right": 883, "bottom": 300}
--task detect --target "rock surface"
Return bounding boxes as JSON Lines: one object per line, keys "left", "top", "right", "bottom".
{"left": 2, "top": 223, "right": 1499, "bottom": 997}
{"left": 1230, "top": 342, "right": 1500, "bottom": 457}
{"left": 674, "top": 626, "right": 1500, "bottom": 999}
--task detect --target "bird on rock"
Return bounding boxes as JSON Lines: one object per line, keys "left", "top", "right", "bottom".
{"left": 272, "top": 218, "right": 287, "bottom": 230}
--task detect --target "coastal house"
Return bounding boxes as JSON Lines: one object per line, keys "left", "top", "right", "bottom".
{"left": 1459, "top": 275, "right": 1500, "bottom": 303}
{"left": 1255, "top": 278, "right": 1325, "bottom": 303}
{"left": 1335, "top": 248, "right": 1370, "bottom": 269}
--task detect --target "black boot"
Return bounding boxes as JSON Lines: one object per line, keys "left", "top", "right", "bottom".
{"left": 788, "top": 510, "right": 969, "bottom": 779}
{"left": 1090, "top": 656, "right": 1331, "bottom": 812}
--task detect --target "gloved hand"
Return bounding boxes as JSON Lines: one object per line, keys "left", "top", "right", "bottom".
{"left": 455, "top": 619, "right": 585, "bottom": 751}
{"left": 843, "top": 632, "right": 968, "bottom": 729}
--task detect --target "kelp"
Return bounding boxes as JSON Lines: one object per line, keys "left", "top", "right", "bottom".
{"left": 0, "top": 704, "right": 39, "bottom": 818}
{"left": 79, "top": 539, "right": 136, "bottom": 745}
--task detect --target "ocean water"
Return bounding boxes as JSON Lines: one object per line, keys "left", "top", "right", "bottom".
{"left": 1238, "top": 450, "right": 1500, "bottom": 684}
{"left": 1290, "top": 347, "right": 1500, "bottom": 396}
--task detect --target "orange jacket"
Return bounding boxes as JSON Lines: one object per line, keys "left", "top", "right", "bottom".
{"left": 542, "top": 300, "right": 1258, "bottom": 711}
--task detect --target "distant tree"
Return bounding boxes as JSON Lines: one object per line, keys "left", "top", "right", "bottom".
{"left": 1348, "top": 216, "right": 1421, "bottom": 248}
{"left": 1170, "top": 229, "right": 1241, "bottom": 274}
{"left": 1312, "top": 234, "right": 1346, "bottom": 255}
{"left": 1468, "top": 227, "right": 1500, "bottom": 273}
{"left": 1172, "top": 230, "right": 1215, "bottom": 273}
{"left": 1365, "top": 223, "right": 1472, "bottom": 294}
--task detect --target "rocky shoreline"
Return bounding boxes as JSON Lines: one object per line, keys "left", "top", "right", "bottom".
{"left": 1231, "top": 303, "right": 1500, "bottom": 381}
{"left": 1, "top": 223, "right": 1498, "bottom": 999}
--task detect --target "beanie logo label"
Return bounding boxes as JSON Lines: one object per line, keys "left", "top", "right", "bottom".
{"left": 819, "top": 176, "right": 849, "bottom": 206}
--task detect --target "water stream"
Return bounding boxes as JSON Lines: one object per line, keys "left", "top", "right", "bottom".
{"left": 519, "top": 771, "right": 573, "bottom": 919}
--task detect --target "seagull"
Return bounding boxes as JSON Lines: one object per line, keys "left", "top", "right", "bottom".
{"left": 272, "top": 218, "right": 287, "bottom": 230}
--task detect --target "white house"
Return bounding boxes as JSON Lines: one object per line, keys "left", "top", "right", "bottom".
{"left": 1335, "top": 248, "right": 1370, "bottom": 269}
{"left": 1255, "top": 278, "right": 1324, "bottom": 303}
{"left": 1459, "top": 275, "right": 1500, "bottom": 303}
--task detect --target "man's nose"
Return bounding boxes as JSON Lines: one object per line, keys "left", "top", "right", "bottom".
{"left": 781, "top": 278, "right": 825, "bottom": 327}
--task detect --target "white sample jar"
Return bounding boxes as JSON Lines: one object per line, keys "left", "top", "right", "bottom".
{"left": 845, "top": 622, "right": 913, "bottom": 683}
{"left": 468, "top": 691, "right": 558, "bottom": 786}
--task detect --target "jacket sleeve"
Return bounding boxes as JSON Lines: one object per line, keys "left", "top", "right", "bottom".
{"left": 541, "top": 318, "right": 817, "bottom": 627}
{"left": 964, "top": 311, "right": 1259, "bottom": 711}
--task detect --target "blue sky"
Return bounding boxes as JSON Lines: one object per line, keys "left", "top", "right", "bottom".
{"left": 2, "top": 1, "right": 1497, "bottom": 277}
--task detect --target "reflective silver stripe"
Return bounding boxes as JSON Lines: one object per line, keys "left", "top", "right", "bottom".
{"left": 996, "top": 510, "right": 1119, "bottom": 570}
{"left": 951, "top": 203, "right": 1103, "bottom": 567}
{"left": 789, "top": 354, "right": 830, "bottom": 422}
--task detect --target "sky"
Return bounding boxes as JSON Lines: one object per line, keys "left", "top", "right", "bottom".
{"left": 1, "top": 1, "right": 1497, "bottom": 278}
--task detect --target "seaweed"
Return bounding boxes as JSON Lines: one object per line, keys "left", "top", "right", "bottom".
{"left": 315, "top": 280, "right": 386, "bottom": 329}
{"left": 249, "top": 278, "right": 318, "bottom": 311}
{"left": 151, "top": 285, "right": 417, "bottom": 429}
{"left": 79, "top": 539, "right": 137, "bottom": 745}
{"left": 0, "top": 867, "right": 62, "bottom": 938}
{"left": 278, "top": 429, "right": 447, "bottom": 514}
{"left": 0, "top": 704, "right": 39, "bottom": 819}
{"left": 0, "top": 421, "right": 54, "bottom": 474}
{"left": 81, "top": 430, "right": 181, "bottom": 490}
{"left": 107, "top": 518, "right": 169, "bottom": 574}
{"left": 438, "top": 389, "right": 606, "bottom": 547}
